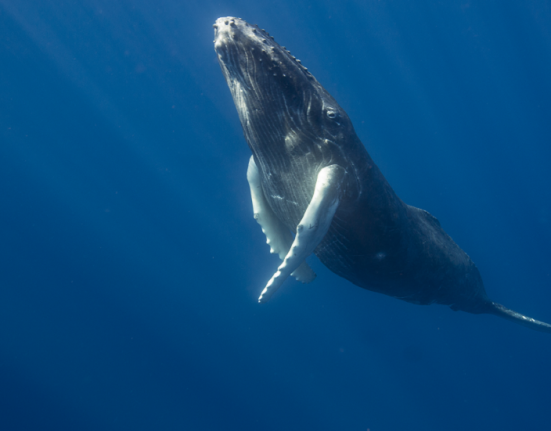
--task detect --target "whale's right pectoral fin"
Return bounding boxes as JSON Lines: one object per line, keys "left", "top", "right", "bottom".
{"left": 258, "top": 164, "right": 346, "bottom": 303}
{"left": 247, "top": 156, "right": 315, "bottom": 283}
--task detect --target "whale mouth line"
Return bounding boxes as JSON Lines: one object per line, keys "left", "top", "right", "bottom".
{"left": 212, "top": 16, "right": 350, "bottom": 154}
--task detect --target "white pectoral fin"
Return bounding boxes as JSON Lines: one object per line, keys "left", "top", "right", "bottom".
{"left": 247, "top": 157, "right": 316, "bottom": 284}
{"left": 258, "top": 164, "right": 346, "bottom": 303}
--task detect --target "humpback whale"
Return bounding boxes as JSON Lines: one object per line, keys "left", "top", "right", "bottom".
{"left": 213, "top": 17, "right": 551, "bottom": 333}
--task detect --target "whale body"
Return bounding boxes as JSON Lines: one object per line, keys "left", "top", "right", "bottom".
{"left": 213, "top": 16, "right": 551, "bottom": 333}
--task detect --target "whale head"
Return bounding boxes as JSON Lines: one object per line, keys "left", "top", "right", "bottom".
{"left": 213, "top": 17, "right": 354, "bottom": 158}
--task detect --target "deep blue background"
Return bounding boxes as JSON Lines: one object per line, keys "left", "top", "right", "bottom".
{"left": 1, "top": 1, "right": 550, "bottom": 430}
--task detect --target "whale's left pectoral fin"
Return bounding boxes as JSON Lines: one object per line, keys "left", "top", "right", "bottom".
{"left": 258, "top": 164, "right": 346, "bottom": 303}
{"left": 247, "top": 157, "right": 316, "bottom": 283}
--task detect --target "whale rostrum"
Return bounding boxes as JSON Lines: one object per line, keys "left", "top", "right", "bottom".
{"left": 213, "top": 17, "right": 551, "bottom": 333}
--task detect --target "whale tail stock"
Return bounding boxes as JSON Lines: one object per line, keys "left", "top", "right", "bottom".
{"left": 482, "top": 302, "right": 551, "bottom": 334}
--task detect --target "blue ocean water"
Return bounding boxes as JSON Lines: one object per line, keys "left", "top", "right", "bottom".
{"left": 1, "top": 1, "right": 550, "bottom": 430}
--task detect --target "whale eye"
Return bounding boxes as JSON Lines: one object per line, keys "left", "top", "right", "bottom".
{"left": 327, "top": 110, "right": 337, "bottom": 119}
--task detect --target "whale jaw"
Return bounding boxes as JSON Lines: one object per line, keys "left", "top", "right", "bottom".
{"left": 213, "top": 17, "right": 356, "bottom": 171}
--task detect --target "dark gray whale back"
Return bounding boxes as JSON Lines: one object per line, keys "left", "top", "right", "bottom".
{"left": 214, "top": 17, "right": 551, "bottom": 333}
